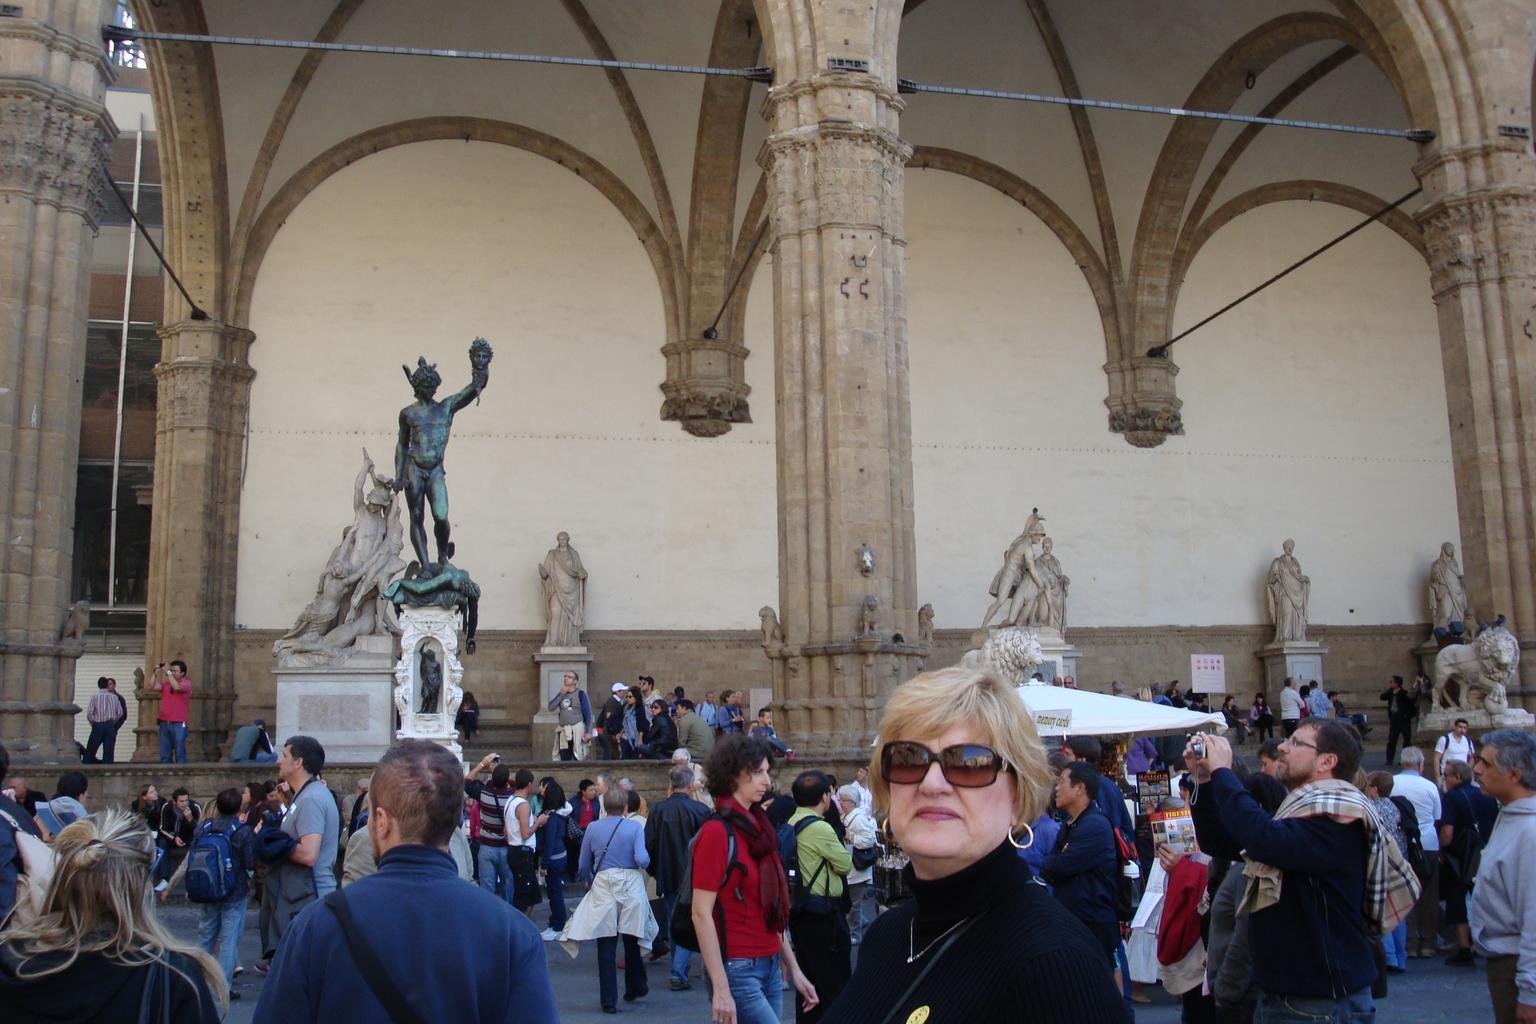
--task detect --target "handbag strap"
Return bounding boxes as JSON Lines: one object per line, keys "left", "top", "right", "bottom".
{"left": 874, "top": 914, "right": 984, "bottom": 1024}
{"left": 325, "top": 889, "right": 430, "bottom": 1024}
{"left": 592, "top": 817, "right": 624, "bottom": 873}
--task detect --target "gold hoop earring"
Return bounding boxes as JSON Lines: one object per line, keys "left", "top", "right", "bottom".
{"left": 1006, "top": 822, "right": 1035, "bottom": 850}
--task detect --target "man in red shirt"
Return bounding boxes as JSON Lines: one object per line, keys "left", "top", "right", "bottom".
{"left": 156, "top": 659, "right": 193, "bottom": 763}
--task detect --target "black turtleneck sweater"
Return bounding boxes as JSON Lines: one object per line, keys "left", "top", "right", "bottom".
{"left": 820, "top": 841, "right": 1126, "bottom": 1024}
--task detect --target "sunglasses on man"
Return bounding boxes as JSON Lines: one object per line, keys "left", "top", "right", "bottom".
{"left": 880, "top": 740, "right": 1014, "bottom": 788}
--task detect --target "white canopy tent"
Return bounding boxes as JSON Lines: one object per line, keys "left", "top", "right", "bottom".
{"left": 1016, "top": 682, "right": 1228, "bottom": 738}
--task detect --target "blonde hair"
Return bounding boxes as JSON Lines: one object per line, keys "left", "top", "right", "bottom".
{"left": 0, "top": 810, "right": 225, "bottom": 1005}
{"left": 870, "top": 667, "right": 1052, "bottom": 830}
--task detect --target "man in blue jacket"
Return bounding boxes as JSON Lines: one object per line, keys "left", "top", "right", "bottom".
{"left": 1041, "top": 761, "right": 1122, "bottom": 991}
{"left": 254, "top": 739, "right": 557, "bottom": 1024}
{"left": 1188, "top": 721, "right": 1379, "bottom": 1022}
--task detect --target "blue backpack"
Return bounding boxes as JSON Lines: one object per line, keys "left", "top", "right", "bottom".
{"left": 185, "top": 821, "right": 241, "bottom": 903}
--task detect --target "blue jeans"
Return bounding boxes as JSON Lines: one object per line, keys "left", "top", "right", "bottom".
{"left": 1256, "top": 988, "right": 1374, "bottom": 1022}
{"left": 545, "top": 859, "right": 568, "bottom": 930}
{"left": 198, "top": 897, "right": 247, "bottom": 985}
{"left": 661, "top": 890, "right": 695, "bottom": 982}
{"left": 715, "top": 955, "right": 782, "bottom": 1024}
{"left": 478, "top": 845, "right": 513, "bottom": 904}
{"left": 158, "top": 721, "right": 187, "bottom": 764}
{"left": 1381, "top": 921, "right": 1407, "bottom": 970}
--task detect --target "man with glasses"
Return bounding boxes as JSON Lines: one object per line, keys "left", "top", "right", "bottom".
{"left": 1185, "top": 720, "right": 1418, "bottom": 1023}
{"left": 1469, "top": 729, "right": 1536, "bottom": 1024}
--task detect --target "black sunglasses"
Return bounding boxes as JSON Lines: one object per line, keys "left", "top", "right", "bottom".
{"left": 880, "top": 741, "right": 1013, "bottom": 788}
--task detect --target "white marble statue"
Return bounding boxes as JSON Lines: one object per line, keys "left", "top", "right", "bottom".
{"left": 980, "top": 510, "right": 1048, "bottom": 629}
{"left": 1432, "top": 620, "right": 1519, "bottom": 715}
{"left": 960, "top": 626, "right": 1044, "bottom": 685}
{"left": 1266, "top": 538, "right": 1310, "bottom": 644}
{"left": 1428, "top": 541, "right": 1472, "bottom": 632}
{"left": 274, "top": 450, "right": 407, "bottom": 664}
{"left": 539, "top": 531, "right": 587, "bottom": 648}
{"left": 1035, "top": 536, "right": 1069, "bottom": 634}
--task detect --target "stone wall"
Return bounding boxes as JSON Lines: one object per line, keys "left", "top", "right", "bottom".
{"left": 221, "top": 622, "right": 1428, "bottom": 757}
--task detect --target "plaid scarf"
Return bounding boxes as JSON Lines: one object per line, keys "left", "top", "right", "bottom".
{"left": 1239, "top": 778, "right": 1421, "bottom": 936}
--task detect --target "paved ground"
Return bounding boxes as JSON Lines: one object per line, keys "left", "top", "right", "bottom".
{"left": 162, "top": 894, "right": 1490, "bottom": 1023}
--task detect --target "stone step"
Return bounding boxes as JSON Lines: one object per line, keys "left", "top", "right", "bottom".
{"left": 462, "top": 719, "right": 531, "bottom": 762}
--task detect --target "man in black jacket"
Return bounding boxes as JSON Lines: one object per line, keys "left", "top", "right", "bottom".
{"left": 643, "top": 765, "right": 710, "bottom": 989}
{"left": 1189, "top": 722, "right": 1379, "bottom": 1021}
{"left": 1041, "top": 762, "right": 1122, "bottom": 990}
{"left": 593, "top": 683, "right": 626, "bottom": 760}
{"left": 1381, "top": 675, "right": 1418, "bottom": 763}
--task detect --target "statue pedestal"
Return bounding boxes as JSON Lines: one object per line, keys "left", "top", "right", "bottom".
{"left": 394, "top": 606, "right": 466, "bottom": 761}
{"left": 1257, "top": 641, "right": 1329, "bottom": 690}
{"left": 1414, "top": 639, "right": 1443, "bottom": 680}
{"left": 1420, "top": 707, "right": 1535, "bottom": 734}
{"left": 532, "top": 647, "right": 593, "bottom": 759}
{"left": 1034, "top": 628, "right": 1082, "bottom": 683}
{"left": 274, "top": 634, "right": 396, "bottom": 764}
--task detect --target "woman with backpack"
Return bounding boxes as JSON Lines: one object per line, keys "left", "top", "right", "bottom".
{"left": 690, "top": 734, "right": 818, "bottom": 1024}
{"left": 0, "top": 810, "right": 223, "bottom": 1021}
{"left": 186, "top": 788, "right": 256, "bottom": 998}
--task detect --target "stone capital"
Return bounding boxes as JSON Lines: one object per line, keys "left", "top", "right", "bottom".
{"left": 1104, "top": 356, "right": 1183, "bottom": 447}
{"left": 659, "top": 379, "right": 753, "bottom": 437}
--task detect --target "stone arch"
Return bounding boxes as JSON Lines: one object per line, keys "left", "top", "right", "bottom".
{"left": 1126, "top": 12, "right": 1387, "bottom": 356}
{"left": 232, "top": 117, "right": 680, "bottom": 337}
{"left": 133, "top": 0, "right": 231, "bottom": 320}
{"left": 905, "top": 148, "right": 1121, "bottom": 365}
{"left": 1172, "top": 180, "right": 1427, "bottom": 314}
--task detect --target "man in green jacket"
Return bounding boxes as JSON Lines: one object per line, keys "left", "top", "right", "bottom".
{"left": 787, "top": 771, "right": 853, "bottom": 1024}
{"left": 673, "top": 699, "right": 715, "bottom": 758}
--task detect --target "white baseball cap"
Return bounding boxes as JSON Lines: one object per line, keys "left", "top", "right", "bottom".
{"left": 611, "top": 682, "right": 627, "bottom": 694}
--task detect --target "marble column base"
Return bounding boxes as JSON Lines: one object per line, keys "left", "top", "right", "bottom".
{"left": 1257, "top": 641, "right": 1329, "bottom": 690}
{"left": 394, "top": 607, "right": 465, "bottom": 761}
{"left": 274, "top": 635, "right": 395, "bottom": 764}
{"left": 531, "top": 647, "right": 593, "bottom": 759}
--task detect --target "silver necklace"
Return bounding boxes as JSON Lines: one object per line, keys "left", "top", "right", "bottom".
{"left": 907, "top": 915, "right": 972, "bottom": 964}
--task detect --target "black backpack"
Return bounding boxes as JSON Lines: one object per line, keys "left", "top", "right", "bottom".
{"left": 777, "top": 817, "right": 830, "bottom": 914}
{"left": 1388, "top": 795, "right": 1433, "bottom": 882}
{"left": 670, "top": 815, "right": 743, "bottom": 953}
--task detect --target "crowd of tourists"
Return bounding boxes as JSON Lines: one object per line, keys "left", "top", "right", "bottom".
{"left": 1, "top": 665, "right": 1533, "bottom": 1024}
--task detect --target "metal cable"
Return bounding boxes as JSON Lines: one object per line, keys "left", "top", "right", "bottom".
{"left": 1147, "top": 186, "right": 1424, "bottom": 357}
{"left": 102, "top": 27, "right": 1433, "bottom": 142}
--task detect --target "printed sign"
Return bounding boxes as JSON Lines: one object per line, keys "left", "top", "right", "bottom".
{"left": 1191, "top": 653, "right": 1227, "bottom": 693}
{"left": 1032, "top": 709, "right": 1073, "bottom": 733}
{"left": 1149, "top": 807, "right": 1196, "bottom": 853}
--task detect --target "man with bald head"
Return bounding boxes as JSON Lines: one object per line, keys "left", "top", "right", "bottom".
{"left": 255, "top": 740, "right": 556, "bottom": 1024}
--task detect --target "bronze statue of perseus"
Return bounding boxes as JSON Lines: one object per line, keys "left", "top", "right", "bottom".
{"left": 388, "top": 338, "right": 493, "bottom": 575}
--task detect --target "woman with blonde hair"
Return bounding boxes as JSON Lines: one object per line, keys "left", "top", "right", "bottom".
{"left": 0, "top": 809, "right": 223, "bottom": 1021}
{"left": 820, "top": 667, "right": 1125, "bottom": 1023}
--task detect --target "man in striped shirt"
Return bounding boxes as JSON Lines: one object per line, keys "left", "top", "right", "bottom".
{"left": 83, "top": 676, "right": 127, "bottom": 764}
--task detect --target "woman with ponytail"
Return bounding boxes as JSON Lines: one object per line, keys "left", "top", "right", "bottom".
{"left": 0, "top": 809, "right": 222, "bottom": 1021}
{"left": 692, "top": 734, "right": 817, "bottom": 1024}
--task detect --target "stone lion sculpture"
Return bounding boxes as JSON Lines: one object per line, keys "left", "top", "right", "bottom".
{"left": 759, "top": 606, "right": 784, "bottom": 647}
{"left": 1433, "top": 620, "right": 1518, "bottom": 714}
{"left": 960, "top": 626, "right": 1044, "bottom": 685}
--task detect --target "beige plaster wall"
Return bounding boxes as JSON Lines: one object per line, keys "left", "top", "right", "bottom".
{"left": 904, "top": 170, "right": 1457, "bottom": 629}
{"left": 237, "top": 141, "right": 778, "bottom": 632}
{"left": 235, "top": 141, "right": 1455, "bottom": 640}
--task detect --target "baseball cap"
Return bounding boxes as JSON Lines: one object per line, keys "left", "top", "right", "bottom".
{"left": 611, "top": 682, "right": 627, "bottom": 694}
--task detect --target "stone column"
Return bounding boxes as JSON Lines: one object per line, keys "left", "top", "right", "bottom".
{"left": 136, "top": 320, "right": 255, "bottom": 760}
{"left": 1416, "top": 136, "right": 1536, "bottom": 694}
{"left": 758, "top": 67, "right": 926, "bottom": 758}
{"left": 0, "top": 1, "right": 116, "bottom": 762}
